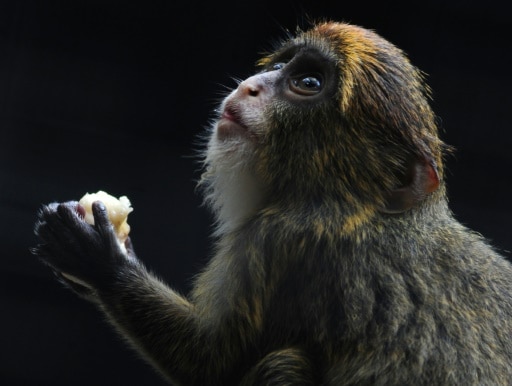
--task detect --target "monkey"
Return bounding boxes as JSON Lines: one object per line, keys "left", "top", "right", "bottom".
{"left": 32, "top": 20, "right": 512, "bottom": 385}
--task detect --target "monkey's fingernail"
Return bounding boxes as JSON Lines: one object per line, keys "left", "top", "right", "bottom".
{"left": 92, "top": 200, "right": 106, "bottom": 211}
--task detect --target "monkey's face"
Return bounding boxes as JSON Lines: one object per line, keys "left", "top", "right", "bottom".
{"left": 208, "top": 33, "right": 341, "bottom": 202}
{"left": 215, "top": 46, "right": 338, "bottom": 143}
{"left": 205, "top": 22, "right": 443, "bottom": 222}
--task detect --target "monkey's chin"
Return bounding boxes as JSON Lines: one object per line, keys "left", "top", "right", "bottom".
{"left": 216, "top": 119, "right": 251, "bottom": 140}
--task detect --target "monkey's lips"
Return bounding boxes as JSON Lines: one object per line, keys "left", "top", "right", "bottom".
{"left": 216, "top": 108, "right": 250, "bottom": 140}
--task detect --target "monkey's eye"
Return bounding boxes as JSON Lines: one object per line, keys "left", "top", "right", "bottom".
{"left": 271, "top": 62, "right": 286, "bottom": 71}
{"left": 289, "top": 75, "right": 322, "bottom": 96}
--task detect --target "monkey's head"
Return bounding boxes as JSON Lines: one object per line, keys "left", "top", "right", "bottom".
{"left": 202, "top": 21, "right": 447, "bottom": 230}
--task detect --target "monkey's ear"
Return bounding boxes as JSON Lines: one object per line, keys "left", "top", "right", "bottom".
{"left": 380, "top": 156, "right": 440, "bottom": 214}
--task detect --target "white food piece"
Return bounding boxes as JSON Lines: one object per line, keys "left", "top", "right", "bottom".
{"left": 78, "top": 190, "right": 133, "bottom": 252}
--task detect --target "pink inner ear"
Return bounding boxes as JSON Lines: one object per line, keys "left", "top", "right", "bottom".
{"left": 380, "top": 157, "right": 440, "bottom": 214}
{"left": 424, "top": 161, "right": 440, "bottom": 194}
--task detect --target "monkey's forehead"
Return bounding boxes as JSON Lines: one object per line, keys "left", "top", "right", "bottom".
{"left": 257, "top": 21, "right": 400, "bottom": 69}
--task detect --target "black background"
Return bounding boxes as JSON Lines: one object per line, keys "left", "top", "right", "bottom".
{"left": 1, "top": 1, "right": 511, "bottom": 385}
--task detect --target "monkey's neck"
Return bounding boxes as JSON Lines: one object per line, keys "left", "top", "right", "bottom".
{"left": 248, "top": 190, "right": 448, "bottom": 246}
{"left": 200, "top": 168, "right": 266, "bottom": 237}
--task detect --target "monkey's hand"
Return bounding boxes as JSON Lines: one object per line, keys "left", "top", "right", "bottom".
{"left": 32, "top": 201, "right": 137, "bottom": 300}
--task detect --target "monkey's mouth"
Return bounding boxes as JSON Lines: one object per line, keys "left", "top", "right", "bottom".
{"left": 216, "top": 106, "right": 250, "bottom": 140}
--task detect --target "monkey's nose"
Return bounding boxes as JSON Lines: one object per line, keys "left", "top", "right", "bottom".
{"left": 236, "top": 72, "right": 277, "bottom": 102}
{"left": 247, "top": 86, "right": 259, "bottom": 97}
{"left": 237, "top": 73, "right": 271, "bottom": 97}
{"left": 239, "top": 80, "right": 261, "bottom": 97}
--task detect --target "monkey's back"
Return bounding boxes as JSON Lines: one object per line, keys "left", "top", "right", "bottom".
{"left": 323, "top": 205, "right": 512, "bottom": 384}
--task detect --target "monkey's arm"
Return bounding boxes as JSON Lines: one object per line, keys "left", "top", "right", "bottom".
{"left": 33, "top": 201, "right": 243, "bottom": 385}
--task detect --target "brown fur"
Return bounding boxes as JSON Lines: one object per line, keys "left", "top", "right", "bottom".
{"left": 33, "top": 21, "right": 512, "bottom": 385}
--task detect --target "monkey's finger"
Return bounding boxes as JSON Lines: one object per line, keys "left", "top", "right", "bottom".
{"left": 34, "top": 214, "right": 76, "bottom": 256}
{"left": 91, "top": 201, "right": 120, "bottom": 247}
{"left": 56, "top": 201, "right": 88, "bottom": 230}
{"left": 55, "top": 201, "right": 119, "bottom": 256}
{"left": 30, "top": 243, "right": 57, "bottom": 263}
{"left": 35, "top": 203, "right": 64, "bottom": 235}
{"left": 31, "top": 242, "right": 78, "bottom": 274}
{"left": 44, "top": 204, "right": 99, "bottom": 257}
{"left": 38, "top": 202, "right": 60, "bottom": 217}
{"left": 37, "top": 202, "right": 79, "bottom": 238}
{"left": 32, "top": 216, "right": 88, "bottom": 271}
{"left": 34, "top": 204, "right": 99, "bottom": 273}
{"left": 91, "top": 201, "right": 110, "bottom": 227}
